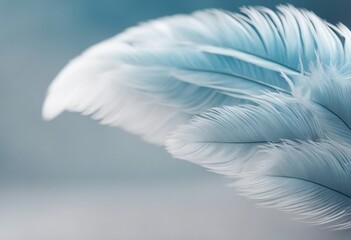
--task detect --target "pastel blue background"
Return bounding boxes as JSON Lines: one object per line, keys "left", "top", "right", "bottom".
{"left": 1, "top": 0, "right": 351, "bottom": 239}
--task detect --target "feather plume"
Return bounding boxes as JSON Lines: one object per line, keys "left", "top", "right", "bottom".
{"left": 43, "top": 5, "right": 348, "bottom": 143}
{"left": 234, "top": 140, "right": 351, "bottom": 230}
{"left": 43, "top": 5, "right": 351, "bottom": 229}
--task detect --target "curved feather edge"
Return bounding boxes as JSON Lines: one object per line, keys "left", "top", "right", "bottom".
{"left": 233, "top": 140, "right": 351, "bottom": 230}
{"left": 42, "top": 58, "right": 190, "bottom": 144}
{"left": 165, "top": 93, "right": 325, "bottom": 176}
{"left": 43, "top": 5, "right": 351, "bottom": 144}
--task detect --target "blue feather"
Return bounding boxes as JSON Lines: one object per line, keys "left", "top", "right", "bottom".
{"left": 165, "top": 93, "right": 323, "bottom": 175}
{"left": 43, "top": 5, "right": 349, "bottom": 143}
{"left": 43, "top": 5, "right": 351, "bottom": 229}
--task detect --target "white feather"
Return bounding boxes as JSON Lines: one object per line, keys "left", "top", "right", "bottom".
{"left": 43, "top": 5, "right": 350, "bottom": 144}
{"left": 43, "top": 5, "right": 351, "bottom": 229}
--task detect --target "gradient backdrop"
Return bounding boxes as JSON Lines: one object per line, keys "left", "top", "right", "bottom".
{"left": 1, "top": 0, "right": 351, "bottom": 239}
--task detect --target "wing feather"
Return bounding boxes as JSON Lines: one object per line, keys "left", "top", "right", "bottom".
{"left": 43, "top": 5, "right": 350, "bottom": 143}
{"left": 234, "top": 140, "right": 351, "bottom": 230}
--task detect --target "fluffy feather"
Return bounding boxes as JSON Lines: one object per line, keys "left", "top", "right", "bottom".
{"left": 166, "top": 94, "right": 351, "bottom": 229}
{"left": 43, "top": 5, "right": 351, "bottom": 229}
{"left": 297, "top": 63, "right": 351, "bottom": 130}
{"left": 166, "top": 93, "right": 326, "bottom": 176}
{"left": 43, "top": 5, "right": 349, "bottom": 143}
{"left": 42, "top": 58, "right": 191, "bottom": 144}
{"left": 234, "top": 140, "right": 351, "bottom": 230}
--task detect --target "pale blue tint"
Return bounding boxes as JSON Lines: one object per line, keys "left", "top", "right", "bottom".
{"left": 1, "top": 0, "right": 351, "bottom": 239}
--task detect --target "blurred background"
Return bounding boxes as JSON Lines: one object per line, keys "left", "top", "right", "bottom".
{"left": 1, "top": 0, "right": 351, "bottom": 239}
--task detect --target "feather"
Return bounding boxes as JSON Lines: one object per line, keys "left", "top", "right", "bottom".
{"left": 43, "top": 5, "right": 349, "bottom": 143}
{"left": 165, "top": 93, "right": 322, "bottom": 175}
{"left": 42, "top": 58, "right": 191, "bottom": 144}
{"left": 234, "top": 140, "right": 351, "bottom": 230}
{"left": 297, "top": 63, "right": 351, "bottom": 130}
{"left": 166, "top": 92, "right": 351, "bottom": 228}
{"left": 43, "top": 5, "right": 351, "bottom": 229}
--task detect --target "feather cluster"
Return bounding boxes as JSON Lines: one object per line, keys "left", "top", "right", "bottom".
{"left": 43, "top": 5, "right": 351, "bottom": 230}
